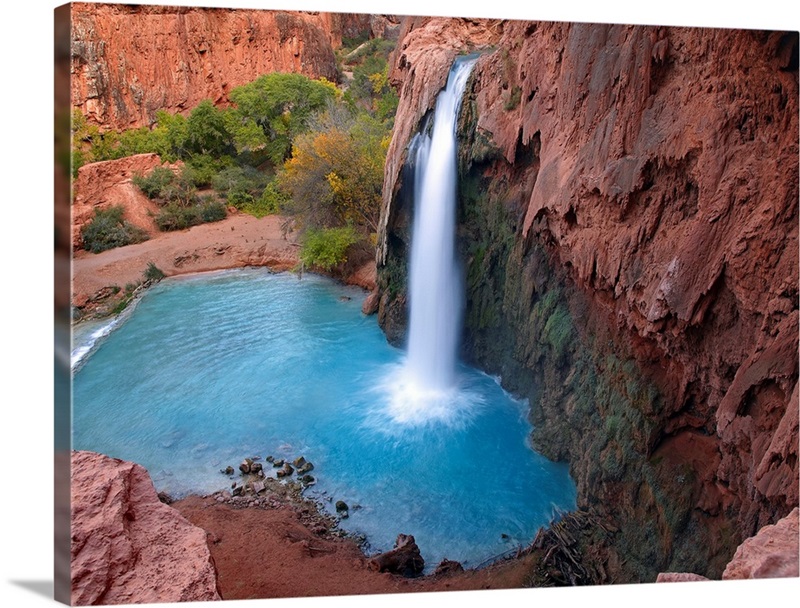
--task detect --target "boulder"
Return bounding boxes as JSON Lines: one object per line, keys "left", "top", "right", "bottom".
{"left": 723, "top": 507, "right": 799, "bottom": 579}
{"left": 367, "top": 534, "right": 425, "bottom": 577}
{"left": 361, "top": 291, "right": 380, "bottom": 315}
{"left": 298, "top": 461, "right": 315, "bottom": 475}
{"left": 433, "top": 559, "right": 464, "bottom": 576}
{"left": 293, "top": 456, "right": 307, "bottom": 468}
{"left": 239, "top": 458, "right": 253, "bottom": 474}
{"left": 70, "top": 450, "right": 220, "bottom": 605}
{"left": 250, "top": 462, "right": 263, "bottom": 474}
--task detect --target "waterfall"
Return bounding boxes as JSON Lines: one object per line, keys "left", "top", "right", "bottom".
{"left": 405, "top": 56, "right": 477, "bottom": 394}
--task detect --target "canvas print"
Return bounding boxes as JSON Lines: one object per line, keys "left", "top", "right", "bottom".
{"left": 54, "top": 1, "right": 799, "bottom": 605}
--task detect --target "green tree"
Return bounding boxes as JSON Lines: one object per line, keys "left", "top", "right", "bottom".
{"left": 186, "top": 100, "right": 232, "bottom": 156}
{"left": 228, "top": 73, "right": 338, "bottom": 164}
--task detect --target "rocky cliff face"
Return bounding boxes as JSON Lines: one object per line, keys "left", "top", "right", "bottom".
{"left": 378, "top": 18, "right": 798, "bottom": 582}
{"left": 70, "top": 450, "right": 221, "bottom": 604}
{"left": 70, "top": 3, "right": 384, "bottom": 129}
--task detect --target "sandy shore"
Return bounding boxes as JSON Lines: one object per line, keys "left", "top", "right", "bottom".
{"left": 72, "top": 212, "right": 376, "bottom": 317}
{"left": 172, "top": 488, "right": 539, "bottom": 601}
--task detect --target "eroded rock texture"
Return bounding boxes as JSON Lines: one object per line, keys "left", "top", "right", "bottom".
{"left": 70, "top": 450, "right": 221, "bottom": 605}
{"left": 378, "top": 17, "right": 798, "bottom": 582}
{"left": 70, "top": 3, "right": 378, "bottom": 129}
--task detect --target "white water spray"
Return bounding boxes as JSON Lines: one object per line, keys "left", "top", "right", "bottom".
{"left": 405, "top": 56, "right": 477, "bottom": 396}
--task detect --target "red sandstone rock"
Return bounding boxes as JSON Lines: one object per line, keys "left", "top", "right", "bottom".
{"left": 70, "top": 3, "right": 367, "bottom": 129}
{"left": 70, "top": 450, "right": 220, "bottom": 605}
{"left": 72, "top": 153, "right": 177, "bottom": 250}
{"left": 722, "top": 507, "right": 799, "bottom": 579}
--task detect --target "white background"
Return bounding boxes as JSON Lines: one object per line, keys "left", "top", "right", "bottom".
{"left": 1, "top": 1, "right": 798, "bottom": 607}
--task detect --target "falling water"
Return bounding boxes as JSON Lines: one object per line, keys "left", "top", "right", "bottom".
{"left": 406, "top": 56, "right": 477, "bottom": 394}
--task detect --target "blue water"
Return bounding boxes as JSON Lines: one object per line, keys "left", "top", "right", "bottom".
{"left": 72, "top": 268, "right": 576, "bottom": 570}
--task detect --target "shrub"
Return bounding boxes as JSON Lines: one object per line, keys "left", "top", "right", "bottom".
{"left": 132, "top": 166, "right": 175, "bottom": 199}
{"left": 240, "top": 180, "right": 288, "bottom": 218}
{"left": 199, "top": 199, "right": 227, "bottom": 223}
{"left": 154, "top": 203, "right": 196, "bottom": 231}
{"left": 212, "top": 165, "right": 270, "bottom": 200}
{"left": 81, "top": 205, "right": 149, "bottom": 253}
{"left": 300, "top": 225, "right": 360, "bottom": 270}
{"left": 184, "top": 154, "right": 234, "bottom": 187}
{"left": 144, "top": 262, "right": 165, "bottom": 282}
{"left": 154, "top": 200, "right": 226, "bottom": 231}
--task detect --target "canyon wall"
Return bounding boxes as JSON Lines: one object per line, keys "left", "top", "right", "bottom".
{"left": 377, "top": 18, "right": 799, "bottom": 582}
{"left": 70, "top": 3, "right": 388, "bottom": 129}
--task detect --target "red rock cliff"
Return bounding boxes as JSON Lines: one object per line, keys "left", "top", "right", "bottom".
{"left": 378, "top": 17, "right": 798, "bottom": 580}
{"left": 70, "top": 3, "right": 378, "bottom": 129}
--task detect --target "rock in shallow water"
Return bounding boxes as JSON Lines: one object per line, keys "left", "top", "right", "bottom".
{"left": 368, "top": 534, "right": 425, "bottom": 577}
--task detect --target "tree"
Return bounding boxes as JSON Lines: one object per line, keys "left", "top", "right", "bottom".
{"left": 228, "top": 73, "right": 338, "bottom": 164}
{"left": 186, "top": 100, "right": 232, "bottom": 156}
{"left": 279, "top": 111, "right": 387, "bottom": 233}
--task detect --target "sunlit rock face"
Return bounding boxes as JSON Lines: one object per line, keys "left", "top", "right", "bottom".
{"left": 378, "top": 16, "right": 798, "bottom": 582}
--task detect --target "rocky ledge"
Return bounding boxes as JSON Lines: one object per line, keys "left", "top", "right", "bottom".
{"left": 70, "top": 450, "right": 221, "bottom": 605}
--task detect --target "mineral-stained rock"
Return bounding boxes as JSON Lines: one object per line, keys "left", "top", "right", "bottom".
{"left": 293, "top": 456, "right": 307, "bottom": 467}
{"left": 368, "top": 534, "right": 425, "bottom": 577}
{"left": 70, "top": 450, "right": 220, "bottom": 605}
{"left": 723, "top": 507, "right": 799, "bottom": 579}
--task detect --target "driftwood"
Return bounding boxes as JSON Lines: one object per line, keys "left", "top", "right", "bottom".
{"left": 367, "top": 534, "right": 425, "bottom": 577}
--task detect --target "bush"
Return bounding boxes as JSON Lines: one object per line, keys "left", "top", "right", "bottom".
{"left": 81, "top": 205, "right": 149, "bottom": 253}
{"left": 240, "top": 180, "right": 288, "bottom": 218}
{"left": 132, "top": 166, "right": 175, "bottom": 199}
{"left": 144, "top": 262, "right": 165, "bottom": 282}
{"left": 212, "top": 165, "right": 270, "bottom": 202}
{"left": 154, "top": 199, "right": 226, "bottom": 231}
{"left": 199, "top": 199, "right": 228, "bottom": 222}
{"left": 184, "top": 154, "right": 234, "bottom": 187}
{"left": 300, "top": 225, "right": 360, "bottom": 270}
